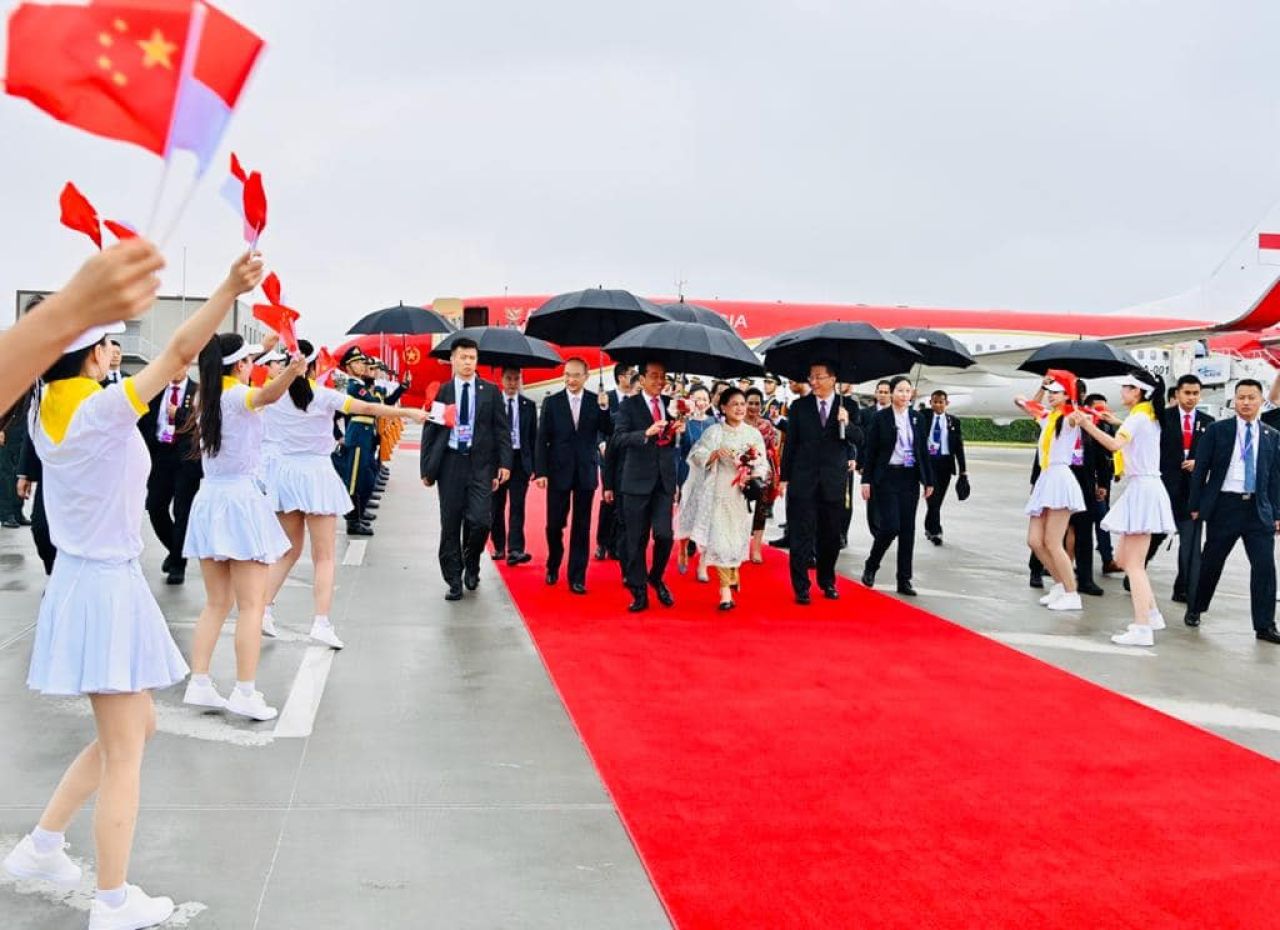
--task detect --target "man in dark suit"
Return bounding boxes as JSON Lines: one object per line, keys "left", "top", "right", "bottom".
{"left": 420, "top": 338, "right": 512, "bottom": 601}
{"left": 595, "top": 363, "right": 633, "bottom": 560}
{"left": 1185, "top": 379, "right": 1280, "bottom": 642}
{"left": 138, "top": 369, "right": 201, "bottom": 584}
{"left": 779, "top": 362, "right": 858, "bottom": 604}
{"left": 491, "top": 367, "right": 537, "bottom": 566}
{"left": 917, "top": 389, "right": 967, "bottom": 546}
{"left": 1151, "top": 375, "right": 1214, "bottom": 603}
{"left": 536, "top": 357, "right": 612, "bottom": 594}
{"left": 861, "top": 375, "right": 933, "bottom": 596}
{"left": 16, "top": 432, "right": 55, "bottom": 575}
{"left": 612, "top": 359, "right": 685, "bottom": 612}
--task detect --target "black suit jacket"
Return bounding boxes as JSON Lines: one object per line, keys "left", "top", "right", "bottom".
{"left": 17, "top": 432, "right": 40, "bottom": 483}
{"left": 1159, "top": 406, "right": 1214, "bottom": 520}
{"left": 536, "top": 389, "right": 611, "bottom": 491}
{"left": 861, "top": 405, "right": 934, "bottom": 491}
{"left": 779, "top": 393, "right": 859, "bottom": 501}
{"left": 138, "top": 378, "right": 199, "bottom": 465}
{"left": 420, "top": 378, "right": 512, "bottom": 482}
{"left": 498, "top": 393, "right": 538, "bottom": 474}
{"left": 915, "top": 411, "right": 967, "bottom": 474}
{"left": 612, "top": 392, "right": 679, "bottom": 496}
{"left": 1188, "top": 417, "right": 1280, "bottom": 524}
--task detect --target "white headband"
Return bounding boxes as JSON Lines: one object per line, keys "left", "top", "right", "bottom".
{"left": 1043, "top": 380, "right": 1067, "bottom": 394}
{"left": 222, "top": 342, "right": 263, "bottom": 365}
{"left": 65, "top": 321, "right": 126, "bottom": 354}
{"left": 1116, "top": 374, "right": 1152, "bottom": 397}
{"left": 257, "top": 348, "right": 288, "bottom": 365}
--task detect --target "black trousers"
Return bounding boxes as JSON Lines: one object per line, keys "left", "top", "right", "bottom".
{"left": 865, "top": 467, "right": 921, "bottom": 583}
{"left": 491, "top": 460, "right": 530, "bottom": 555}
{"left": 922, "top": 455, "right": 955, "bottom": 537}
{"left": 146, "top": 456, "right": 201, "bottom": 569}
{"left": 1194, "top": 494, "right": 1276, "bottom": 632}
{"left": 597, "top": 496, "right": 618, "bottom": 555}
{"left": 840, "top": 473, "right": 855, "bottom": 541}
{"left": 0, "top": 439, "right": 21, "bottom": 521}
{"left": 787, "top": 486, "right": 842, "bottom": 594}
{"left": 1172, "top": 517, "right": 1203, "bottom": 601}
{"left": 621, "top": 487, "right": 674, "bottom": 592}
{"left": 31, "top": 484, "right": 55, "bottom": 575}
{"left": 546, "top": 484, "right": 595, "bottom": 584}
{"left": 437, "top": 451, "right": 494, "bottom": 586}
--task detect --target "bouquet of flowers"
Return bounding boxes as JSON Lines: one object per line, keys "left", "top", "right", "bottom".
{"left": 658, "top": 396, "right": 693, "bottom": 445}
{"left": 731, "top": 445, "right": 759, "bottom": 487}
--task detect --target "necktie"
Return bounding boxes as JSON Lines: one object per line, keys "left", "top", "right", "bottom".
{"left": 571, "top": 393, "right": 580, "bottom": 428}
{"left": 1243, "top": 421, "right": 1256, "bottom": 493}
{"left": 509, "top": 397, "right": 519, "bottom": 448}
{"left": 459, "top": 382, "right": 471, "bottom": 453}
{"left": 1182, "top": 412, "right": 1192, "bottom": 454}
{"left": 651, "top": 395, "right": 662, "bottom": 423}
{"left": 932, "top": 415, "right": 943, "bottom": 454}
{"left": 819, "top": 399, "right": 828, "bottom": 426}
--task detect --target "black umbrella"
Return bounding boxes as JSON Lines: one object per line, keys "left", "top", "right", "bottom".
{"left": 762, "top": 321, "right": 921, "bottom": 383}
{"left": 659, "top": 301, "right": 735, "bottom": 333}
{"left": 1017, "top": 340, "right": 1141, "bottom": 379}
{"left": 431, "top": 326, "right": 563, "bottom": 369}
{"left": 891, "top": 327, "right": 976, "bottom": 369}
{"left": 348, "top": 302, "right": 455, "bottom": 336}
{"left": 524, "top": 288, "right": 668, "bottom": 347}
{"left": 603, "top": 321, "right": 764, "bottom": 378}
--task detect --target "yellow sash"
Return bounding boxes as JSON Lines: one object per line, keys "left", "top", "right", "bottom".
{"left": 39, "top": 377, "right": 102, "bottom": 445}
{"left": 1112, "top": 401, "right": 1155, "bottom": 478}
{"left": 1037, "top": 410, "right": 1063, "bottom": 469}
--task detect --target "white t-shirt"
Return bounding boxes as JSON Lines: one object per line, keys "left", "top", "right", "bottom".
{"left": 1116, "top": 412, "right": 1160, "bottom": 478}
{"left": 1039, "top": 415, "right": 1082, "bottom": 467}
{"left": 264, "top": 384, "right": 353, "bottom": 456}
{"left": 202, "top": 379, "right": 265, "bottom": 479}
{"left": 33, "top": 379, "right": 150, "bottom": 561}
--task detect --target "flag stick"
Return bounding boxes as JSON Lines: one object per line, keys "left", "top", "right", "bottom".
{"left": 157, "top": 170, "right": 205, "bottom": 249}
{"left": 145, "top": 157, "right": 173, "bottom": 239}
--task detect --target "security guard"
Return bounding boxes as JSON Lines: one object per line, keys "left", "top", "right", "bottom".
{"left": 333, "top": 347, "right": 379, "bottom": 535}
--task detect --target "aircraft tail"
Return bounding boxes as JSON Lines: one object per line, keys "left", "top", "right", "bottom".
{"left": 1120, "top": 199, "right": 1280, "bottom": 330}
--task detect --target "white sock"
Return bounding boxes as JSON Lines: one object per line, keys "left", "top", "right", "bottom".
{"left": 235, "top": 680, "right": 255, "bottom": 697}
{"left": 191, "top": 673, "right": 212, "bottom": 687}
{"left": 314, "top": 615, "right": 330, "bottom": 627}
{"left": 96, "top": 885, "right": 127, "bottom": 909}
{"left": 30, "top": 825, "right": 63, "bottom": 854}
{"left": 264, "top": 604, "right": 275, "bottom": 619}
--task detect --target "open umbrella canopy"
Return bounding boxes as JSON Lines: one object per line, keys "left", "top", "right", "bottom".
{"left": 1017, "top": 340, "right": 1141, "bottom": 378}
{"left": 603, "top": 321, "right": 763, "bottom": 378}
{"left": 524, "top": 288, "right": 668, "bottom": 347}
{"left": 762, "top": 321, "right": 921, "bottom": 383}
{"left": 659, "top": 301, "right": 735, "bottom": 333}
{"left": 348, "top": 302, "right": 455, "bottom": 336}
{"left": 891, "top": 327, "right": 976, "bottom": 369}
{"left": 430, "top": 326, "right": 563, "bottom": 369}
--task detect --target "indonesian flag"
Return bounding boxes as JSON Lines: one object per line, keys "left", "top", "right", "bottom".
{"left": 220, "top": 151, "right": 266, "bottom": 243}
{"left": 1259, "top": 233, "right": 1280, "bottom": 266}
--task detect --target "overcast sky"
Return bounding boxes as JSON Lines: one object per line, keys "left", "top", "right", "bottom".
{"left": 4, "top": 0, "right": 1280, "bottom": 345}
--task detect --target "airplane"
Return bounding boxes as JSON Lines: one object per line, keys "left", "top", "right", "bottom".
{"left": 336, "top": 203, "right": 1280, "bottom": 417}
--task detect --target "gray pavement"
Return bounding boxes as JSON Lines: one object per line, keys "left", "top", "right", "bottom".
{"left": 0, "top": 443, "right": 1276, "bottom": 928}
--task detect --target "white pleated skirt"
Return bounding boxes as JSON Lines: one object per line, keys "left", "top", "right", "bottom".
{"left": 270, "top": 453, "right": 353, "bottom": 516}
{"left": 1102, "top": 474, "right": 1177, "bottom": 535}
{"left": 1025, "top": 464, "right": 1086, "bottom": 516}
{"left": 27, "top": 554, "right": 188, "bottom": 696}
{"left": 184, "top": 475, "right": 291, "bottom": 563}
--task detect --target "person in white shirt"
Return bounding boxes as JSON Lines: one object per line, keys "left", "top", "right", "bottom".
{"left": 3, "top": 250, "right": 262, "bottom": 930}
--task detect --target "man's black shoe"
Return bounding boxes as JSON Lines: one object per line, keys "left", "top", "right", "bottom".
{"left": 445, "top": 584, "right": 463, "bottom": 601}
{"left": 1171, "top": 591, "right": 1187, "bottom": 603}
{"left": 1029, "top": 572, "right": 1044, "bottom": 589}
{"left": 16, "top": 514, "right": 32, "bottom": 526}
{"left": 347, "top": 523, "right": 373, "bottom": 536}
{"left": 546, "top": 569, "right": 558, "bottom": 586}
{"left": 508, "top": 551, "right": 532, "bottom": 566}
{"left": 928, "top": 534, "right": 943, "bottom": 547}
{"left": 162, "top": 555, "right": 175, "bottom": 574}
{"left": 769, "top": 536, "right": 789, "bottom": 548}
{"left": 650, "top": 581, "right": 674, "bottom": 607}
{"left": 1183, "top": 610, "right": 1201, "bottom": 627}
{"left": 492, "top": 550, "right": 506, "bottom": 562}
{"left": 897, "top": 582, "right": 918, "bottom": 596}
{"left": 822, "top": 585, "right": 839, "bottom": 600}
{"left": 839, "top": 534, "right": 848, "bottom": 550}
{"left": 1078, "top": 583, "right": 1105, "bottom": 596}
{"left": 795, "top": 590, "right": 811, "bottom": 605}
{"left": 0, "top": 518, "right": 18, "bottom": 529}
{"left": 628, "top": 590, "right": 649, "bottom": 612}
{"left": 594, "top": 545, "right": 607, "bottom": 560}
{"left": 363, "top": 512, "right": 377, "bottom": 522}
{"left": 1257, "top": 628, "right": 1280, "bottom": 644}
{"left": 165, "top": 571, "right": 185, "bottom": 586}
{"left": 463, "top": 569, "right": 480, "bottom": 591}
{"left": 1123, "top": 576, "right": 1131, "bottom": 592}
{"left": 861, "top": 569, "right": 875, "bottom": 587}
{"left": 570, "top": 583, "right": 588, "bottom": 595}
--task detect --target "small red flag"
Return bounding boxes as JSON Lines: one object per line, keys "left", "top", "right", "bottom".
{"left": 315, "top": 347, "right": 337, "bottom": 382}
{"left": 421, "top": 381, "right": 442, "bottom": 407}
{"left": 59, "top": 182, "right": 102, "bottom": 249}
{"left": 243, "top": 170, "right": 267, "bottom": 240}
{"left": 252, "top": 302, "right": 299, "bottom": 354}
{"left": 103, "top": 219, "right": 138, "bottom": 240}
{"left": 261, "top": 271, "right": 283, "bottom": 306}
{"left": 229, "top": 150, "right": 248, "bottom": 183}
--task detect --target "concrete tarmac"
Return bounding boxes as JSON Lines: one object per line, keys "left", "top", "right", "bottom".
{"left": 0, "top": 443, "right": 1274, "bottom": 928}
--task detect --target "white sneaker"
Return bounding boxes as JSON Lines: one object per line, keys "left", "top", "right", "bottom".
{"left": 3, "top": 833, "right": 81, "bottom": 885}
{"left": 1112, "top": 624, "right": 1155, "bottom": 646}
{"left": 182, "top": 678, "right": 228, "bottom": 710}
{"left": 1038, "top": 583, "right": 1065, "bottom": 606}
{"left": 261, "top": 613, "right": 278, "bottom": 638}
{"left": 309, "top": 619, "right": 344, "bottom": 650}
{"left": 88, "top": 883, "right": 175, "bottom": 930}
{"left": 1148, "top": 609, "right": 1167, "bottom": 631}
{"left": 1047, "top": 592, "right": 1083, "bottom": 611}
{"left": 227, "top": 688, "right": 278, "bottom": 721}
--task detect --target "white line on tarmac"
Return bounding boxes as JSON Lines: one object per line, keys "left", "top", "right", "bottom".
{"left": 342, "top": 540, "right": 367, "bottom": 566}
{"left": 0, "top": 833, "right": 208, "bottom": 925}
{"left": 1127, "top": 696, "right": 1280, "bottom": 732}
{"left": 273, "top": 647, "right": 336, "bottom": 739}
{"left": 908, "top": 587, "right": 1006, "bottom": 602}
{"left": 986, "top": 631, "right": 1157, "bottom": 657}
{"left": 51, "top": 699, "right": 275, "bottom": 748}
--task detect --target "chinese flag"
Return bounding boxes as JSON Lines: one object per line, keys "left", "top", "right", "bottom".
{"left": 5, "top": 2, "right": 191, "bottom": 155}
{"left": 315, "top": 347, "right": 337, "bottom": 383}
{"left": 252, "top": 303, "right": 299, "bottom": 354}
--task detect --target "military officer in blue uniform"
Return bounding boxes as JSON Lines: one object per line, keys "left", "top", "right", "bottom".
{"left": 333, "top": 347, "right": 379, "bottom": 536}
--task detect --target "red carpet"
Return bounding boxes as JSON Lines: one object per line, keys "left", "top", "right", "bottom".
{"left": 496, "top": 488, "right": 1280, "bottom": 929}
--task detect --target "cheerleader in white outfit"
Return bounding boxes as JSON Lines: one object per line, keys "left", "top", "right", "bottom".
{"left": 3, "top": 252, "right": 262, "bottom": 930}
{"left": 1072, "top": 370, "right": 1176, "bottom": 646}
{"left": 263, "top": 340, "right": 427, "bottom": 648}
{"left": 255, "top": 346, "right": 289, "bottom": 638}
{"left": 1016, "top": 376, "right": 1087, "bottom": 611}
{"left": 182, "top": 333, "right": 306, "bottom": 721}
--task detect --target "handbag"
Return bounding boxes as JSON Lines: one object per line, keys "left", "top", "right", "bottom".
{"left": 955, "top": 473, "right": 971, "bottom": 501}
{"left": 742, "top": 476, "right": 767, "bottom": 509}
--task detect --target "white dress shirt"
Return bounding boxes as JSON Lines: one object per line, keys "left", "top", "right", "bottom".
{"left": 1223, "top": 417, "right": 1261, "bottom": 493}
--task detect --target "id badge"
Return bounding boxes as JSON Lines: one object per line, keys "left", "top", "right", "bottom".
{"left": 1071, "top": 446, "right": 1084, "bottom": 467}
{"left": 455, "top": 424, "right": 474, "bottom": 445}
{"left": 160, "top": 427, "right": 175, "bottom": 444}
{"left": 927, "top": 440, "right": 940, "bottom": 456}
{"left": 903, "top": 448, "right": 915, "bottom": 467}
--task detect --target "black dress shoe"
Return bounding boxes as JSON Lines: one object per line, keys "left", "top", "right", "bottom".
{"left": 491, "top": 550, "right": 506, "bottom": 562}
{"left": 897, "top": 582, "right": 918, "bottom": 596}
{"left": 445, "top": 585, "right": 463, "bottom": 601}
{"left": 165, "top": 571, "right": 185, "bottom": 585}
{"left": 795, "top": 591, "right": 811, "bottom": 605}
{"left": 594, "top": 545, "right": 607, "bottom": 560}
{"left": 508, "top": 551, "right": 532, "bottom": 566}
{"left": 570, "top": 582, "right": 588, "bottom": 595}
{"left": 861, "top": 569, "right": 876, "bottom": 587}
{"left": 1257, "top": 628, "right": 1280, "bottom": 644}
{"left": 162, "top": 554, "right": 175, "bottom": 574}
{"left": 463, "top": 569, "right": 480, "bottom": 591}
{"left": 1078, "top": 582, "right": 1105, "bottom": 596}
{"left": 546, "top": 569, "right": 558, "bottom": 585}
{"left": 928, "top": 534, "right": 942, "bottom": 547}
{"left": 822, "top": 586, "right": 839, "bottom": 600}
{"left": 1183, "top": 610, "right": 1201, "bottom": 627}
{"left": 0, "top": 518, "right": 18, "bottom": 529}
{"left": 16, "top": 514, "right": 32, "bottom": 527}
{"left": 718, "top": 600, "right": 736, "bottom": 611}
{"left": 628, "top": 591, "right": 649, "bottom": 612}
{"left": 363, "top": 512, "right": 378, "bottom": 522}
{"left": 839, "top": 535, "right": 848, "bottom": 550}
{"left": 347, "top": 523, "right": 374, "bottom": 536}
{"left": 1171, "top": 592, "right": 1187, "bottom": 604}
{"left": 1029, "top": 573, "right": 1045, "bottom": 589}
{"left": 650, "top": 581, "right": 674, "bottom": 607}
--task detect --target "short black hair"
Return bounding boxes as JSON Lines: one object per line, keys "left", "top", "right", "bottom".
{"left": 876, "top": 380, "right": 892, "bottom": 390}
{"left": 1236, "top": 378, "right": 1264, "bottom": 393}
{"left": 809, "top": 360, "right": 837, "bottom": 379}
{"left": 108, "top": 339, "right": 121, "bottom": 348}
{"left": 612, "top": 362, "right": 633, "bottom": 381}
{"left": 1083, "top": 393, "right": 1107, "bottom": 406}
{"left": 501, "top": 365, "right": 521, "bottom": 377}
{"left": 450, "top": 337, "right": 479, "bottom": 354}
{"left": 888, "top": 375, "right": 911, "bottom": 392}
{"left": 930, "top": 389, "right": 948, "bottom": 400}
{"left": 1176, "top": 374, "right": 1202, "bottom": 389}
{"left": 744, "top": 387, "right": 764, "bottom": 402}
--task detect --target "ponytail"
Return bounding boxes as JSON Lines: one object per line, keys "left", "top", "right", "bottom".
{"left": 288, "top": 339, "right": 316, "bottom": 411}
{"left": 186, "top": 332, "right": 242, "bottom": 459}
